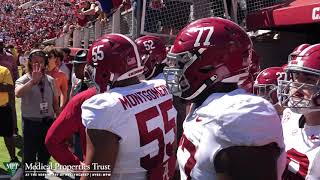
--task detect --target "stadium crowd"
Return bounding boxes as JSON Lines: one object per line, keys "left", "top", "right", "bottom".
{"left": 0, "top": 0, "right": 107, "bottom": 53}
{"left": 0, "top": 0, "right": 75, "bottom": 52}
{"left": 0, "top": 0, "right": 320, "bottom": 180}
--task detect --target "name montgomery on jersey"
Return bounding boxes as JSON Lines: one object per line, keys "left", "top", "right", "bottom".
{"left": 119, "top": 85, "right": 169, "bottom": 110}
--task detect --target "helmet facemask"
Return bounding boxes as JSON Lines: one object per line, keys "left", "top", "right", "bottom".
{"left": 253, "top": 84, "right": 278, "bottom": 104}
{"left": 143, "top": 54, "right": 167, "bottom": 80}
{"left": 278, "top": 71, "right": 320, "bottom": 113}
{"left": 163, "top": 51, "right": 194, "bottom": 97}
{"left": 84, "top": 63, "right": 101, "bottom": 93}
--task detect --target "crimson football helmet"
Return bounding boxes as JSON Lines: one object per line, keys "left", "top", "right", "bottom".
{"left": 249, "top": 50, "right": 261, "bottom": 80}
{"left": 135, "top": 35, "right": 167, "bottom": 79}
{"left": 239, "top": 50, "right": 261, "bottom": 93}
{"left": 253, "top": 67, "right": 284, "bottom": 104}
{"left": 278, "top": 43, "right": 320, "bottom": 112}
{"left": 288, "top": 44, "right": 310, "bottom": 62}
{"left": 85, "top": 33, "right": 144, "bottom": 92}
{"left": 281, "top": 64, "right": 287, "bottom": 70}
{"left": 163, "top": 17, "right": 252, "bottom": 100}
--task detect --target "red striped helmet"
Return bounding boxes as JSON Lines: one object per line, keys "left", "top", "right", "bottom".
{"left": 135, "top": 35, "right": 167, "bottom": 79}
{"left": 254, "top": 67, "right": 284, "bottom": 104}
{"left": 163, "top": 17, "right": 252, "bottom": 100}
{"left": 85, "top": 33, "right": 144, "bottom": 92}
{"left": 288, "top": 44, "right": 310, "bottom": 62}
{"left": 278, "top": 44, "right": 320, "bottom": 112}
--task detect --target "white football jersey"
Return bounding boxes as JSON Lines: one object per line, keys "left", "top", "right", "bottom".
{"left": 152, "top": 73, "right": 165, "bottom": 81}
{"left": 177, "top": 89, "right": 286, "bottom": 180}
{"left": 281, "top": 108, "right": 320, "bottom": 180}
{"left": 82, "top": 80, "right": 177, "bottom": 180}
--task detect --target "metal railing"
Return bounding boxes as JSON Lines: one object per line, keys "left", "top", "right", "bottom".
{"left": 54, "top": 0, "right": 287, "bottom": 48}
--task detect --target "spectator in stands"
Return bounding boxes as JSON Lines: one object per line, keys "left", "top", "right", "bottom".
{"left": 0, "top": 0, "right": 76, "bottom": 52}
{"left": 78, "top": 0, "right": 100, "bottom": 23}
{"left": 15, "top": 50, "right": 59, "bottom": 179}
{"left": 73, "top": 0, "right": 101, "bottom": 27}
{"left": 46, "top": 48, "right": 68, "bottom": 109}
{"left": 95, "top": 0, "right": 122, "bottom": 23}
{"left": 0, "top": 65, "right": 19, "bottom": 163}
{"left": 96, "top": 0, "right": 123, "bottom": 16}
{"left": 73, "top": 4, "right": 89, "bottom": 27}
{"left": 0, "top": 38, "right": 19, "bottom": 136}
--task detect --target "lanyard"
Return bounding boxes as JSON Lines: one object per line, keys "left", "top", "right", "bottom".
{"left": 38, "top": 80, "right": 45, "bottom": 102}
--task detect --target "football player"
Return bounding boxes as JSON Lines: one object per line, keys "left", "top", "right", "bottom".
{"left": 135, "top": 35, "right": 189, "bottom": 143}
{"left": 81, "top": 34, "right": 177, "bottom": 180}
{"left": 278, "top": 44, "right": 320, "bottom": 179}
{"left": 253, "top": 66, "right": 285, "bottom": 115}
{"left": 135, "top": 35, "right": 167, "bottom": 80}
{"left": 163, "top": 17, "right": 285, "bottom": 180}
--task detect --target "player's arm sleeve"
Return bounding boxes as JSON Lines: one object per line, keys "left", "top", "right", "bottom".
{"left": 45, "top": 97, "right": 82, "bottom": 165}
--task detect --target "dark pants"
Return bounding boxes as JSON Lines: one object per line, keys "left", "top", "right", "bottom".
{"left": 0, "top": 105, "right": 13, "bottom": 137}
{"left": 23, "top": 117, "right": 53, "bottom": 180}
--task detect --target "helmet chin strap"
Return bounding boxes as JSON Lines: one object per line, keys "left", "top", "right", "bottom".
{"left": 106, "top": 73, "right": 115, "bottom": 91}
{"left": 145, "top": 67, "right": 156, "bottom": 80}
{"left": 184, "top": 75, "right": 217, "bottom": 100}
{"left": 291, "top": 108, "right": 320, "bottom": 115}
